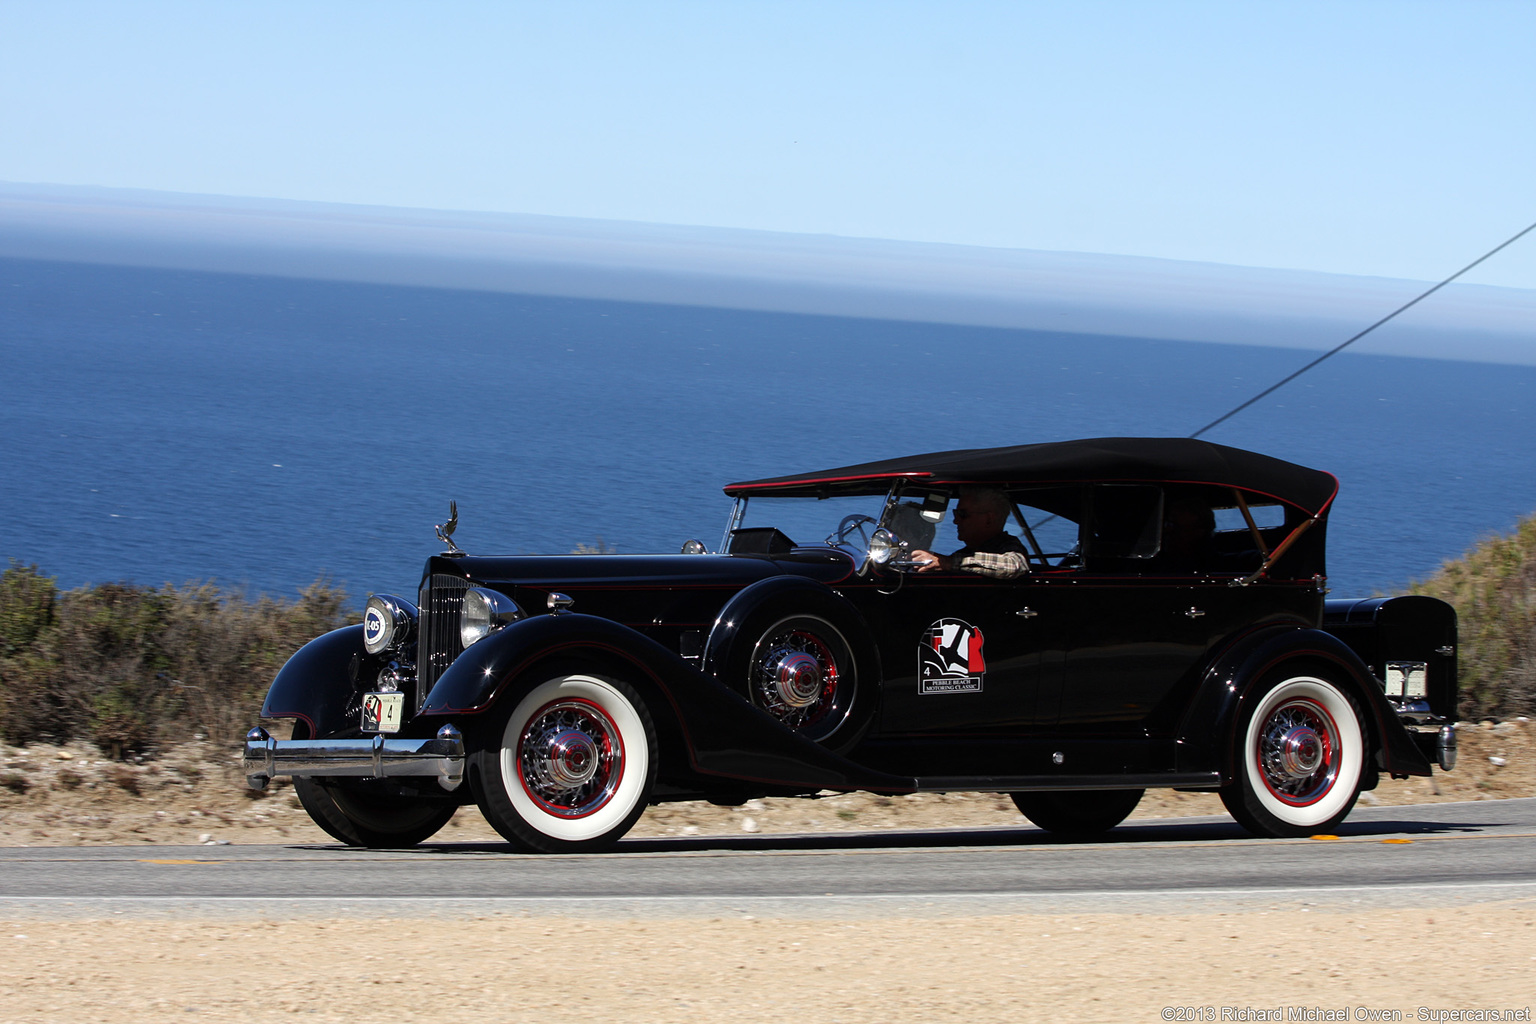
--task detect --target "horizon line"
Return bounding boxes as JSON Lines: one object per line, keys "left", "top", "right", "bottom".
{"left": 3, "top": 180, "right": 1534, "bottom": 367}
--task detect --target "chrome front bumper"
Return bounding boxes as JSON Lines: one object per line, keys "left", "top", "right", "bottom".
{"left": 243, "top": 725, "right": 465, "bottom": 792}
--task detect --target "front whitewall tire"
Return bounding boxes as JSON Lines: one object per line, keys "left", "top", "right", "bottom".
{"left": 473, "top": 673, "right": 656, "bottom": 852}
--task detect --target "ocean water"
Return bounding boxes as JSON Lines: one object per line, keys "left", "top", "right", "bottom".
{"left": 2, "top": 257, "right": 1532, "bottom": 601}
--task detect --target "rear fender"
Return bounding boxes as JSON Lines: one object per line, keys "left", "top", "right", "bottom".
{"left": 260, "top": 625, "right": 367, "bottom": 739}
{"left": 1176, "top": 625, "right": 1432, "bottom": 781}
{"left": 419, "top": 612, "right": 911, "bottom": 793}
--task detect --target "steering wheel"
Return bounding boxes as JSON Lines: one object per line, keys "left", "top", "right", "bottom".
{"left": 828, "top": 514, "right": 879, "bottom": 550}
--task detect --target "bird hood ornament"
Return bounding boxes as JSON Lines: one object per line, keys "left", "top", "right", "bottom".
{"left": 436, "top": 500, "right": 465, "bottom": 557}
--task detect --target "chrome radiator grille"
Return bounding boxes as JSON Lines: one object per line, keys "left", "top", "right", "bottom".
{"left": 417, "top": 574, "right": 469, "bottom": 706}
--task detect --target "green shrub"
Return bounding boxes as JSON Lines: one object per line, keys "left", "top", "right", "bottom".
{"left": 0, "top": 572, "right": 351, "bottom": 754}
{"left": 0, "top": 563, "right": 56, "bottom": 656}
{"left": 1409, "top": 514, "right": 1536, "bottom": 718}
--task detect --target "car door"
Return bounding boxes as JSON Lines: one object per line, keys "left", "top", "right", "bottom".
{"left": 846, "top": 565, "right": 1070, "bottom": 780}
{"left": 1052, "top": 485, "right": 1316, "bottom": 745}
{"left": 1055, "top": 575, "right": 1231, "bottom": 735}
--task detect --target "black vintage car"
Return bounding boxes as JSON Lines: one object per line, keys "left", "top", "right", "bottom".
{"left": 245, "top": 437, "right": 1459, "bottom": 851}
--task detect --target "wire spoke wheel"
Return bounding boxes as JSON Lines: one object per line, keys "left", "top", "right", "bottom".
{"left": 516, "top": 698, "right": 624, "bottom": 818}
{"left": 1222, "top": 672, "right": 1365, "bottom": 838}
{"left": 748, "top": 615, "right": 856, "bottom": 743}
{"left": 1256, "top": 698, "right": 1340, "bottom": 806}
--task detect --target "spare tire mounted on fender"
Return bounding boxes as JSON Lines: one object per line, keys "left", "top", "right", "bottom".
{"left": 709, "top": 585, "right": 876, "bottom": 752}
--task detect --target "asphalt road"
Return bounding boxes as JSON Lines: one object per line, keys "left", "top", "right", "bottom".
{"left": 3, "top": 799, "right": 1534, "bottom": 918}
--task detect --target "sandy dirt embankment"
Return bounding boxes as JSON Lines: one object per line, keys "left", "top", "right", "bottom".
{"left": 2, "top": 906, "right": 1534, "bottom": 1023}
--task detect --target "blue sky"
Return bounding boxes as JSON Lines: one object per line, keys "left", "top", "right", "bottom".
{"left": 2, "top": 1, "right": 1533, "bottom": 288}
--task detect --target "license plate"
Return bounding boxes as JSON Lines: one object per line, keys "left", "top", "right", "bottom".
{"left": 362, "top": 692, "right": 404, "bottom": 733}
{"left": 1384, "top": 661, "right": 1428, "bottom": 698}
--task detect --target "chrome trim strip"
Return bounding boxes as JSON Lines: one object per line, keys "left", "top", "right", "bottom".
{"left": 913, "top": 771, "right": 1221, "bottom": 793}
{"left": 721, "top": 497, "right": 747, "bottom": 554}
{"left": 243, "top": 725, "right": 465, "bottom": 792}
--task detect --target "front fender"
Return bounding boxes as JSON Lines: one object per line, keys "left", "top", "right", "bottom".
{"left": 1176, "top": 625, "right": 1433, "bottom": 780}
{"left": 418, "top": 612, "right": 911, "bottom": 792}
{"left": 260, "top": 625, "right": 366, "bottom": 738}
{"left": 701, "top": 574, "right": 880, "bottom": 681}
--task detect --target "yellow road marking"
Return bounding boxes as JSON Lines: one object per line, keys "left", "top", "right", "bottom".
{"left": 137, "top": 859, "right": 223, "bottom": 865}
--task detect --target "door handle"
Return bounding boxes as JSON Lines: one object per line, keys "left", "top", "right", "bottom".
{"left": 1185, "top": 606, "right": 1206, "bottom": 619}
{"left": 1016, "top": 607, "right": 1039, "bottom": 618}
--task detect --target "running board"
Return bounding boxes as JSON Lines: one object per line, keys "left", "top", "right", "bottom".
{"left": 912, "top": 772, "right": 1221, "bottom": 793}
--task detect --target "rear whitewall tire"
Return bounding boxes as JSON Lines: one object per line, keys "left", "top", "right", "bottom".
{"left": 1222, "top": 673, "right": 1365, "bottom": 838}
{"left": 473, "top": 673, "right": 656, "bottom": 852}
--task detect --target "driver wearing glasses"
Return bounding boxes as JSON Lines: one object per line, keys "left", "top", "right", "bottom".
{"left": 910, "top": 486, "right": 1032, "bottom": 579}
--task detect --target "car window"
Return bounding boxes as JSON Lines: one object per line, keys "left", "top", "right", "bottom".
{"left": 925, "top": 507, "right": 1027, "bottom": 557}
{"left": 918, "top": 486, "right": 1083, "bottom": 568}
{"left": 1137, "top": 487, "right": 1283, "bottom": 575}
{"left": 1083, "top": 485, "right": 1164, "bottom": 561}
{"left": 1206, "top": 494, "right": 1288, "bottom": 573}
{"left": 1214, "top": 503, "right": 1285, "bottom": 532}
{"left": 1011, "top": 496, "right": 1081, "bottom": 564}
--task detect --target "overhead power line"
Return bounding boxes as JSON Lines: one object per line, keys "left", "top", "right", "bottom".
{"left": 1189, "top": 218, "right": 1536, "bottom": 439}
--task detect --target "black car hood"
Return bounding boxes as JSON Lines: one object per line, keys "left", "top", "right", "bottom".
{"left": 421, "top": 551, "right": 852, "bottom": 591}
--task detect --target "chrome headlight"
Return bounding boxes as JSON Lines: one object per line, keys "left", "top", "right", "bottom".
{"left": 868, "top": 527, "right": 900, "bottom": 565}
{"left": 461, "top": 587, "right": 525, "bottom": 648}
{"left": 363, "top": 594, "right": 417, "bottom": 655}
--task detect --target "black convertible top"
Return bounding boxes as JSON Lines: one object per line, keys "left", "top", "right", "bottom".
{"left": 724, "top": 437, "right": 1339, "bottom": 516}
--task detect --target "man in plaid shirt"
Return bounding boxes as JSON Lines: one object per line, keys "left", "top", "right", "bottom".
{"left": 910, "top": 486, "right": 1032, "bottom": 579}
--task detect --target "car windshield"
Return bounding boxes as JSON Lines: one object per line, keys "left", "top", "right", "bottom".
{"left": 729, "top": 494, "right": 892, "bottom": 550}
{"left": 727, "top": 486, "right": 1092, "bottom": 565}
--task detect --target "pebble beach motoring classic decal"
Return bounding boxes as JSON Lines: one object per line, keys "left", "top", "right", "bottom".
{"left": 919, "top": 618, "right": 986, "bottom": 694}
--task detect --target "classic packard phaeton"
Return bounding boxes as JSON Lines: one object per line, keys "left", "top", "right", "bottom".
{"left": 245, "top": 438, "right": 1459, "bottom": 851}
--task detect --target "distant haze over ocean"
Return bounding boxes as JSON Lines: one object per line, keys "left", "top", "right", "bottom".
{"left": 4, "top": 182, "right": 1534, "bottom": 366}
{"left": 2, "top": 246, "right": 1532, "bottom": 600}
